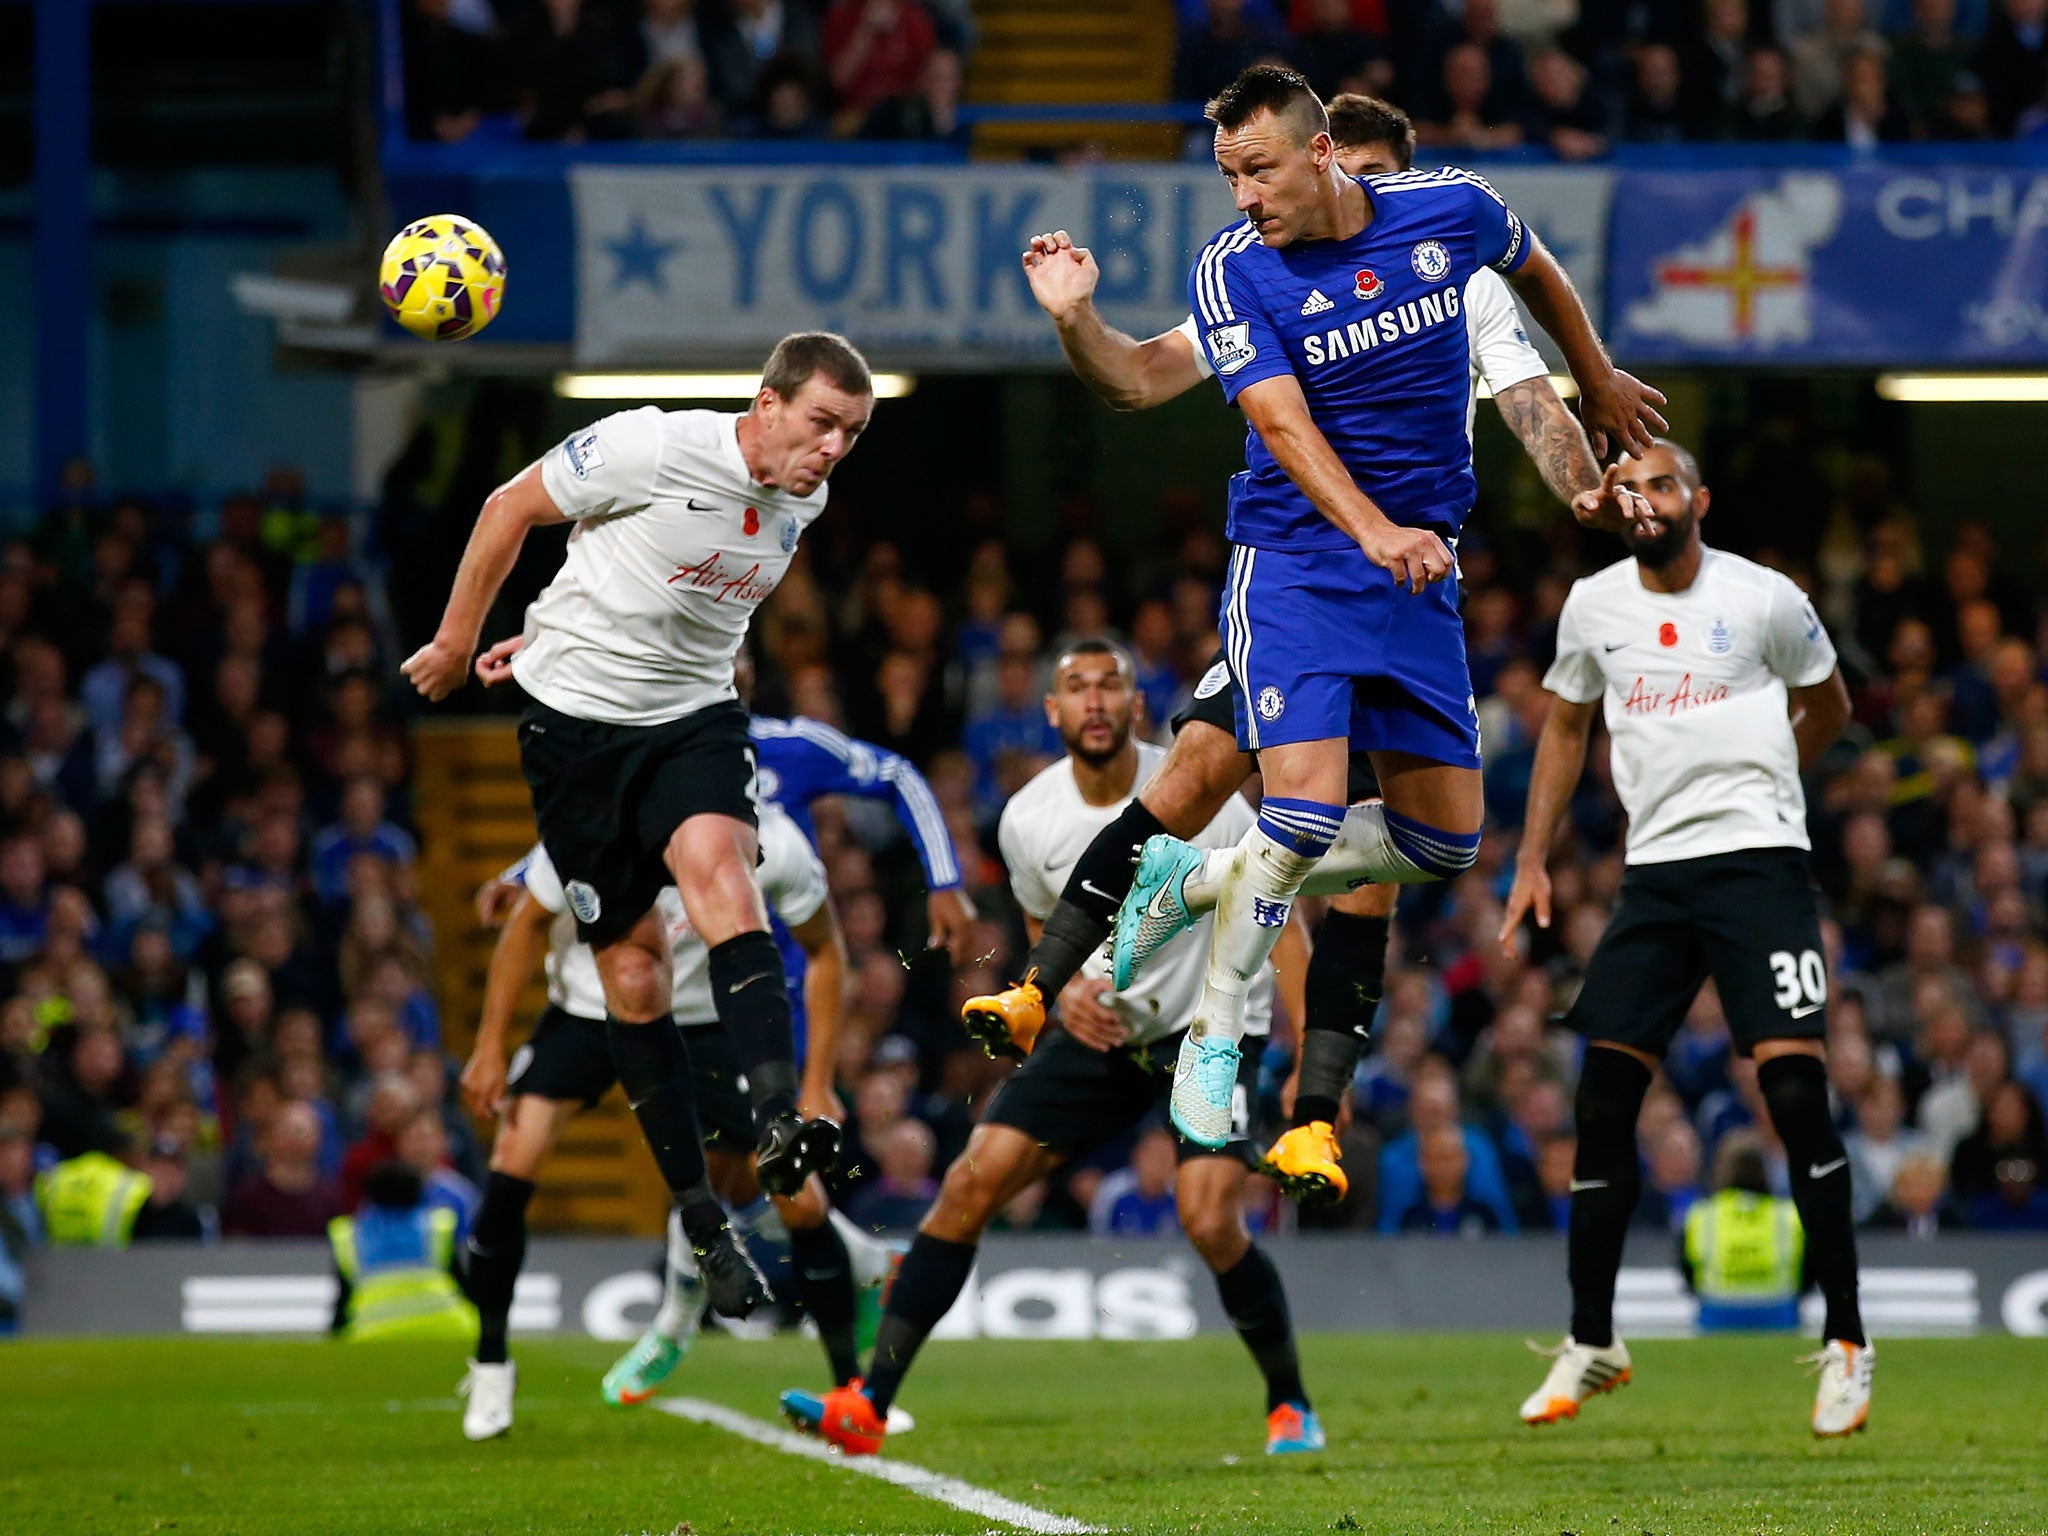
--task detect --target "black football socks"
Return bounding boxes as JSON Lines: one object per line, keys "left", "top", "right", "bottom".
{"left": 607, "top": 1014, "right": 718, "bottom": 1217}
{"left": 1760, "top": 1053, "right": 1866, "bottom": 1346}
{"left": 466, "top": 1171, "right": 534, "bottom": 1365}
{"left": 1215, "top": 1245, "right": 1309, "bottom": 1412}
{"left": 1567, "top": 1047, "right": 1652, "bottom": 1348}
{"left": 1292, "top": 909, "right": 1391, "bottom": 1127}
{"left": 789, "top": 1219, "right": 862, "bottom": 1386}
{"left": 862, "top": 1233, "right": 977, "bottom": 1415}
{"left": 706, "top": 931, "right": 800, "bottom": 1125}
{"left": 1024, "top": 800, "right": 1168, "bottom": 1002}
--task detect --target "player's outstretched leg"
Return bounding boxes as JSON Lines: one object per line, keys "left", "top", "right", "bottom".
{"left": 787, "top": 1199, "right": 862, "bottom": 1388}
{"left": 703, "top": 931, "right": 841, "bottom": 1194}
{"left": 1124, "top": 800, "right": 1475, "bottom": 988}
{"left": 783, "top": 1126, "right": 1050, "bottom": 1454}
{"left": 604, "top": 1205, "right": 707, "bottom": 1406}
{"left": 606, "top": 1013, "right": 770, "bottom": 1318}
{"left": 1167, "top": 794, "right": 1348, "bottom": 1147}
{"left": 1180, "top": 1157, "right": 1323, "bottom": 1453}
{"left": 1523, "top": 1044, "right": 1650, "bottom": 1425}
{"left": 964, "top": 717, "right": 1247, "bottom": 1059}
{"left": 460, "top": 1169, "right": 534, "bottom": 1440}
{"left": 1756, "top": 1049, "right": 1872, "bottom": 1435}
{"left": 1261, "top": 897, "right": 1392, "bottom": 1205}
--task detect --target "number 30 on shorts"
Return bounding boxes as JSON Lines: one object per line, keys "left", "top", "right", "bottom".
{"left": 1769, "top": 949, "right": 1827, "bottom": 1011}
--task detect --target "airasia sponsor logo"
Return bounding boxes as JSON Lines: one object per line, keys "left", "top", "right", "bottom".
{"left": 1624, "top": 672, "right": 1730, "bottom": 717}
{"left": 668, "top": 554, "right": 776, "bottom": 604}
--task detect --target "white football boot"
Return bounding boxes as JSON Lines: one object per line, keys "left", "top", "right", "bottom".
{"left": 459, "top": 1359, "right": 516, "bottom": 1441}
{"left": 1519, "top": 1335, "right": 1632, "bottom": 1425}
{"left": 1804, "top": 1339, "right": 1874, "bottom": 1437}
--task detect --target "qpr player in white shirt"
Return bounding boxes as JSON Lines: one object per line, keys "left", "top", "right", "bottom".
{"left": 1497, "top": 439, "right": 1873, "bottom": 1439}
{"left": 964, "top": 92, "right": 1650, "bottom": 1210}
{"left": 781, "top": 641, "right": 1328, "bottom": 1460}
{"left": 453, "top": 807, "right": 886, "bottom": 1439}
{"left": 403, "top": 333, "right": 873, "bottom": 1299}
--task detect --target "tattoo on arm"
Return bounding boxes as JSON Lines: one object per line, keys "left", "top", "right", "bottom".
{"left": 1494, "top": 378, "right": 1601, "bottom": 505}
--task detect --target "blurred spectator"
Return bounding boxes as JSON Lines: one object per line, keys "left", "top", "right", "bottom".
{"left": 1522, "top": 46, "right": 1612, "bottom": 157}
{"left": 82, "top": 599, "right": 184, "bottom": 740}
{"left": 396, "top": 1106, "right": 479, "bottom": 1241}
{"left": 1684, "top": 0, "right": 1754, "bottom": 134}
{"left": 707, "top": 0, "right": 825, "bottom": 114}
{"left": 1625, "top": 44, "right": 1690, "bottom": 139}
{"left": 1416, "top": 42, "right": 1527, "bottom": 147}
{"left": 1846, "top": 1075, "right": 1927, "bottom": 1222}
{"left": 825, "top": 0, "right": 939, "bottom": 131}
{"left": 512, "top": 0, "right": 636, "bottom": 142}
{"left": 310, "top": 778, "right": 418, "bottom": 909}
{"left": 1395, "top": 1127, "right": 1503, "bottom": 1234}
{"left": 1974, "top": 0, "right": 2048, "bottom": 132}
{"left": 224, "top": 1102, "right": 342, "bottom": 1239}
{"left": 1813, "top": 41, "right": 1913, "bottom": 140}
{"left": 1638, "top": 1119, "right": 1706, "bottom": 1230}
{"left": 1791, "top": 0, "right": 1890, "bottom": 118}
{"left": 1089, "top": 1125, "right": 1182, "bottom": 1235}
{"left": 860, "top": 46, "right": 966, "bottom": 142}
{"left": 848, "top": 1118, "right": 939, "bottom": 1232}
{"left": 1869, "top": 1149, "right": 1960, "bottom": 1234}
{"left": 130, "top": 1135, "right": 211, "bottom": 1242}
{"left": 403, "top": 0, "right": 509, "bottom": 143}
{"left": 1287, "top": 0, "right": 1388, "bottom": 96}
{"left": 1175, "top": 0, "right": 1287, "bottom": 102}
{"left": 0, "top": 1125, "right": 38, "bottom": 1331}
{"left": 1894, "top": 0, "right": 1979, "bottom": 129}
{"left": 1377, "top": 1064, "right": 1519, "bottom": 1232}
{"left": 637, "top": 55, "right": 723, "bottom": 136}
{"left": 963, "top": 652, "right": 1060, "bottom": 818}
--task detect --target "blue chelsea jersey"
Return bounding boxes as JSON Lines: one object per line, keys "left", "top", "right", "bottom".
{"left": 1189, "top": 169, "right": 1532, "bottom": 552}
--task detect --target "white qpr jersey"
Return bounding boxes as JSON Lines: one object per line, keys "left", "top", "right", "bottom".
{"left": 999, "top": 742, "right": 1272, "bottom": 1047}
{"left": 661, "top": 802, "right": 829, "bottom": 1025}
{"left": 512, "top": 406, "right": 828, "bottom": 727}
{"left": 1176, "top": 266, "right": 1546, "bottom": 437}
{"left": 517, "top": 803, "right": 828, "bottom": 1023}
{"left": 1544, "top": 547, "right": 1838, "bottom": 865}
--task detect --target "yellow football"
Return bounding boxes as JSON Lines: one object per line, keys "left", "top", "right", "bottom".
{"left": 378, "top": 214, "right": 507, "bottom": 341}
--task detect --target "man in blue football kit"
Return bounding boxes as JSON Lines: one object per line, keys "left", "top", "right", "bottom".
{"left": 1117, "top": 66, "right": 1666, "bottom": 1146}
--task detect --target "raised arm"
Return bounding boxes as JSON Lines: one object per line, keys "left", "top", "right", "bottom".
{"left": 1023, "top": 232, "right": 1208, "bottom": 411}
{"left": 401, "top": 462, "right": 565, "bottom": 701}
{"left": 1498, "top": 693, "right": 1600, "bottom": 951}
{"left": 460, "top": 889, "right": 554, "bottom": 1119}
{"left": 1505, "top": 234, "right": 1666, "bottom": 460}
{"left": 1237, "top": 374, "right": 1453, "bottom": 592}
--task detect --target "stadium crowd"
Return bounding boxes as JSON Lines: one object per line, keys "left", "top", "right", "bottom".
{"left": 403, "top": 0, "right": 971, "bottom": 145}
{"left": 401, "top": 0, "right": 2048, "bottom": 150}
{"left": 1171, "top": 0, "right": 2048, "bottom": 147}
{"left": 4, "top": 411, "right": 2047, "bottom": 1335}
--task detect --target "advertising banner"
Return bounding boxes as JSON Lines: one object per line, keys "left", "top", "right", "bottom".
{"left": 571, "top": 165, "right": 1614, "bottom": 368}
{"left": 20, "top": 1235, "right": 2048, "bottom": 1339}
{"left": 1608, "top": 165, "right": 2048, "bottom": 364}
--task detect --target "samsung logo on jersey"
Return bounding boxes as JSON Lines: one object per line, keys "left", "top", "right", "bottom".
{"left": 1302, "top": 285, "right": 1462, "bottom": 367}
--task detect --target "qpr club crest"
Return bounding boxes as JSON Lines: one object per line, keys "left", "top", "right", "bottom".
{"left": 780, "top": 516, "right": 801, "bottom": 553}
{"left": 1410, "top": 240, "right": 1452, "bottom": 282}
{"left": 1707, "top": 618, "right": 1734, "bottom": 655}
{"left": 564, "top": 880, "right": 603, "bottom": 925}
{"left": 1353, "top": 267, "right": 1383, "bottom": 301}
{"left": 1193, "top": 660, "right": 1230, "bottom": 700}
{"left": 1257, "top": 685, "right": 1285, "bottom": 721}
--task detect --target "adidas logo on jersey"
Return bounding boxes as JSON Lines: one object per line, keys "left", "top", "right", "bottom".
{"left": 1300, "top": 289, "right": 1335, "bottom": 316}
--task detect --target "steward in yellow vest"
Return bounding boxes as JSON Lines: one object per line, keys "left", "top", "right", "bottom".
{"left": 1682, "top": 1134, "right": 1804, "bottom": 1332}
{"left": 329, "top": 1162, "right": 477, "bottom": 1342}
{"left": 35, "top": 1147, "right": 152, "bottom": 1248}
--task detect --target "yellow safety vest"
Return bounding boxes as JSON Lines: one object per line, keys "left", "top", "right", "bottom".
{"left": 1685, "top": 1189, "right": 1803, "bottom": 1304}
{"left": 329, "top": 1207, "right": 478, "bottom": 1342}
{"left": 34, "top": 1152, "right": 152, "bottom": 1248}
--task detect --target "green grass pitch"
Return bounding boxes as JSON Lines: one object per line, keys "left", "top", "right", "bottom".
{"left": 4, "top": 1333, "right": 2044, "bottom": 1535}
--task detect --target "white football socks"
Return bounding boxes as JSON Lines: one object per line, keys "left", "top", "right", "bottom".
{"left": 1191, "top": 820, "right": 1328, "bottom": 1045}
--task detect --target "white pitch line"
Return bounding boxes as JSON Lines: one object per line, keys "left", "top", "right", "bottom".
{"left": 655, "top": 1397, "right": 1100, "bottom": 1536}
